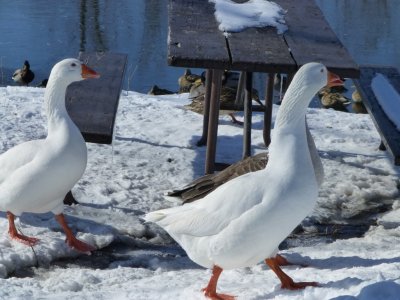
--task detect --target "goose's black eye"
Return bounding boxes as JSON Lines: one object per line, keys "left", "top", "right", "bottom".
{"left": 320, "top": 68, "right": 324, "bottom": 73}
{"left": 71, "top": 63, "right": 77, "bottom": 67}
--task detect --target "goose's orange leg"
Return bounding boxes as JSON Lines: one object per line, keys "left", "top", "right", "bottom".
{"left": 275, "top": 254, "right": 292, "bottom": 266}
{"left": 55, "top": 214, "right": 96, "bottom": 254}
{"left": 265, "top": 257, "right": 318, "bottom": 290}
{"left": 202, "top": 265, "right": 235, "bottom": 300}
{"left": 275, "top": 254, "right": 308, "bottom": 267}
{"left": 7, "top": 211, "right": 39, "bottom": 246}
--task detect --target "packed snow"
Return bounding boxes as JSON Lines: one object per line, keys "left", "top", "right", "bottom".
{"left": 0, "top": 85, "right": 400, "bottom": 299}
{"left": 210, "top": 0, "right": 287, "bottom": 33}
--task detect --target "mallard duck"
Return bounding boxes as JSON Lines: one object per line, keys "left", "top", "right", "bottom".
{"left": 187, "top": 76, "right": 263, "bottom": 125}
{"left": 187, "top": 86, "right": 246, "bottom": 124}
{"left": 351, "top": 89, "right": 367, "bottom": 114}
{"left": 169, "top": 117, "right": 323, "bottom": 205}
{"left": 352, "top": 89, "right": 361, "bottom": 103}
{"left": 318, "top": 81, "right": 347, "bottom": 94}
{"left": 168, "top": 152, "right": 268, "bottom": 203}
{"left": 12, "top": 60, "right": 35, "bottom": 86}
{"left": 36, "top": 79, "right": 48, "bottom": 88}
{"left": 189, "top": 78, "right": 206, "bottom": 99}
{"left": 148, "top": 85, "right": 174, "bottom": 95}
{"left": 273, "top": 73, "right": 288, "bottom": 103}
{"left": 221, "top": 70, "right": 240, "bottom": 88}
{"left": 318, "top": 87, "right": 350, "bottom": 112}
{"left": 0, "top": 58, "right": 100, "bottom": 253}
{"left": 146, "top": 63, "right": 343, "bottom": 298}
{"left": 220, "top": 70, "right": 263, "bottom": 106}
{"left": 178, "top": 69, "right": 202, "bottom": 93}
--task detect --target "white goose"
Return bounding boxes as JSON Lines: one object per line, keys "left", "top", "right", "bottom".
{"left": 0, "top": 58, "right": 99, "bottom": 253}
{"left": 146, "top": 63, "right": 343, "bottom": 299}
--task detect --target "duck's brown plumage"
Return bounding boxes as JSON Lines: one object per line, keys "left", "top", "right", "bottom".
{"left": 168, "top": 152, "right": 268, "bottom": 203}
{"left": 178, "top": 69, "right": 202, "bottom": 93}
{"left": 318, "top": 87, "right": 350, "bottom": 112}
{"left": 148, "top": 85, "right": 174, "bottom": 95}
{"left": 351, "top": 89, "right": 368, "bottom": 114}
{"left": 12, "top": 60, "right": 35, "bottom": 86}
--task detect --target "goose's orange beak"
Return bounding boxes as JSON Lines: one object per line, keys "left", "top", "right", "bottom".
{"left": 327, "top": 71, "right": 343, "bottom": 87}
{"left": 81, "top": 64, "right": 100, "bottom": 79}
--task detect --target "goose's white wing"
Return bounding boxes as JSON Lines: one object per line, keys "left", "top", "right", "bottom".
{"left": 146, "top": 169, "right": 267, "bottom": 237}
{"left": 0, "top": 140, "right": 43, "bottom": 184}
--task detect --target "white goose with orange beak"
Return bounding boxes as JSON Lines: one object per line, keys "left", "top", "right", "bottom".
{"left": 0, "top": 58, "right": 99, "bottom": 254}
{"left": 146, "top": 62, "right": 343, "bottom": 299}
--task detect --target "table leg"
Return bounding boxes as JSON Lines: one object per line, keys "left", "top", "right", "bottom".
{"left": 197, "top": 69, "right": 213, "bottom": 146}
{"left": 235, "top": 71, "right": 245, "bottom": 106}
{"left": 287, "top": 73, "right": 294, "bottom": 85}
{"left": 263, "top": 73, "right": 275, "bottom": 147}
{"left": 205, "top": 69, "right": 223, "bottom": 174}
{"left": 242, "top": 72, "right": 253, "bottom": 159}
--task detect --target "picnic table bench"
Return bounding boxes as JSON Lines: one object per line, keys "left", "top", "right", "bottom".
{"left": 168, "top": 0, "right": 360, "bottom": 174}
{"left": 66, "top": 52, "right": 127, "bottom": 144}
{"left": 353, "top": 66, "right": 400, "bottom": 165}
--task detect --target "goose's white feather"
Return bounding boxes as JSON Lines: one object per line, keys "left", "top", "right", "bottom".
{"left": 0, "top": 58, "right": 88, "bottom": 216}
{"left": 146, "top": 62, "right": 328, "bottom": 270}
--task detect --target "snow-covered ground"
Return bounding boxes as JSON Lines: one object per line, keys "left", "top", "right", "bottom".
{"left": 0, "top": 86, "right": 400, "bottom": 299}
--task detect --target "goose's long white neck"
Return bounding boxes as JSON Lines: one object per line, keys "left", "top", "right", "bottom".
{"left": 267, "top": 69, "right": 324, "bottom": 186}
{"left": 274, "top": 79, "right": 319, "bottom": 130}
{"left": 44, "top": 74, "right": 73, "bottom": 135}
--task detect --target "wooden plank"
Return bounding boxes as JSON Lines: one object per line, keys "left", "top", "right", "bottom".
{"left": 277, "top": 0, "right": 360, "bottom": 78}
{"left": 66, "top": 52, "right": 127, "bottom": 144}
{"left": 168, "top": 0, "right": 230, "bottom": 69}
{"left": 353, "top": 66, "right": 400, "bottom": 165}
{"left": 228, "top": 26, "right": 296, "bottom": 73}
{"left": 205, "top": 69, "right": 223, "bottom": 174}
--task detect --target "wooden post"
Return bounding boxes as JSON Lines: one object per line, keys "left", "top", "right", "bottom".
{"left": 235, "top": 71, "right": 245, "bottom": 106}
{"left": 197, "top": 69, "right": 213, "bottom": 146}
{"left": 263, "top": 73, "right": 275, "bottom": 147}
{"left": 205, "top": 69, "right": 223, "bottom": 174}
{"left": 242, "top": 72, "right": 253, "bottom": 158}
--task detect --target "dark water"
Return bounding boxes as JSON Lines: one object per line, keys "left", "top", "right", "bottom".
{"left": 0, "top": 0, "right": 399, "bottom": 94}
{"left": 0, "top": 0, "right": 183, "bottom": 93}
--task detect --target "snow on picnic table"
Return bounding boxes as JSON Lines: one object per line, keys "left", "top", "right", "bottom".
{"left": 0, "top": 86, "right": 399, "bottom": 299}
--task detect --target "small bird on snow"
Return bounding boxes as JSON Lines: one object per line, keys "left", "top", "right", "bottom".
{"left": 12, "top": 60, "right": 35, "bottom": 86}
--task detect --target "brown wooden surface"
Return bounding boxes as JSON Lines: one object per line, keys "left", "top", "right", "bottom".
{"left": 66, "top": 52, "right": 127, "bottom": 144}
{"left": 228, "top": 26, "right": 296, "bottom": 73}
{"left": 168, "top": 0, "right": 230, "bottom": 69}
{"left": 277, "top": 0, "right": 360, "bottom": 78}
{"left": 168, "top": 0, "right": 360, "bottom": 173}
{"left": 205, "top": 69, "right": 223, "bottom": 174}
{"left": 353, "top": 66, "right": 400, "bottom": 165}
{"left": 243, "top": 72, "right": 253, "bottom": 158}
{"left": 168, "top": 0, "right": 359, "bottom": 77}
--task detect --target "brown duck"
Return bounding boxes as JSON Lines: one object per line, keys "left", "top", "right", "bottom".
{"left": 12, "top": 60, "right": 35, "bottom": 86}
{"left": 168, "top": 152, "right": 268, "bottom": 203}
{"left": 187, "top": 72, "right": 263, "bottom": 124}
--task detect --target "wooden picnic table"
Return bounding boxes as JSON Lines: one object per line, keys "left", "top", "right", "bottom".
{"left": 168, "top": 0, "right": 360, "bottom": 174}
{"left": 354, "top": 66, "right": 400, "bottom": 165}
{"left": 66, "top": 52, "right": 127, "bottom": 144}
